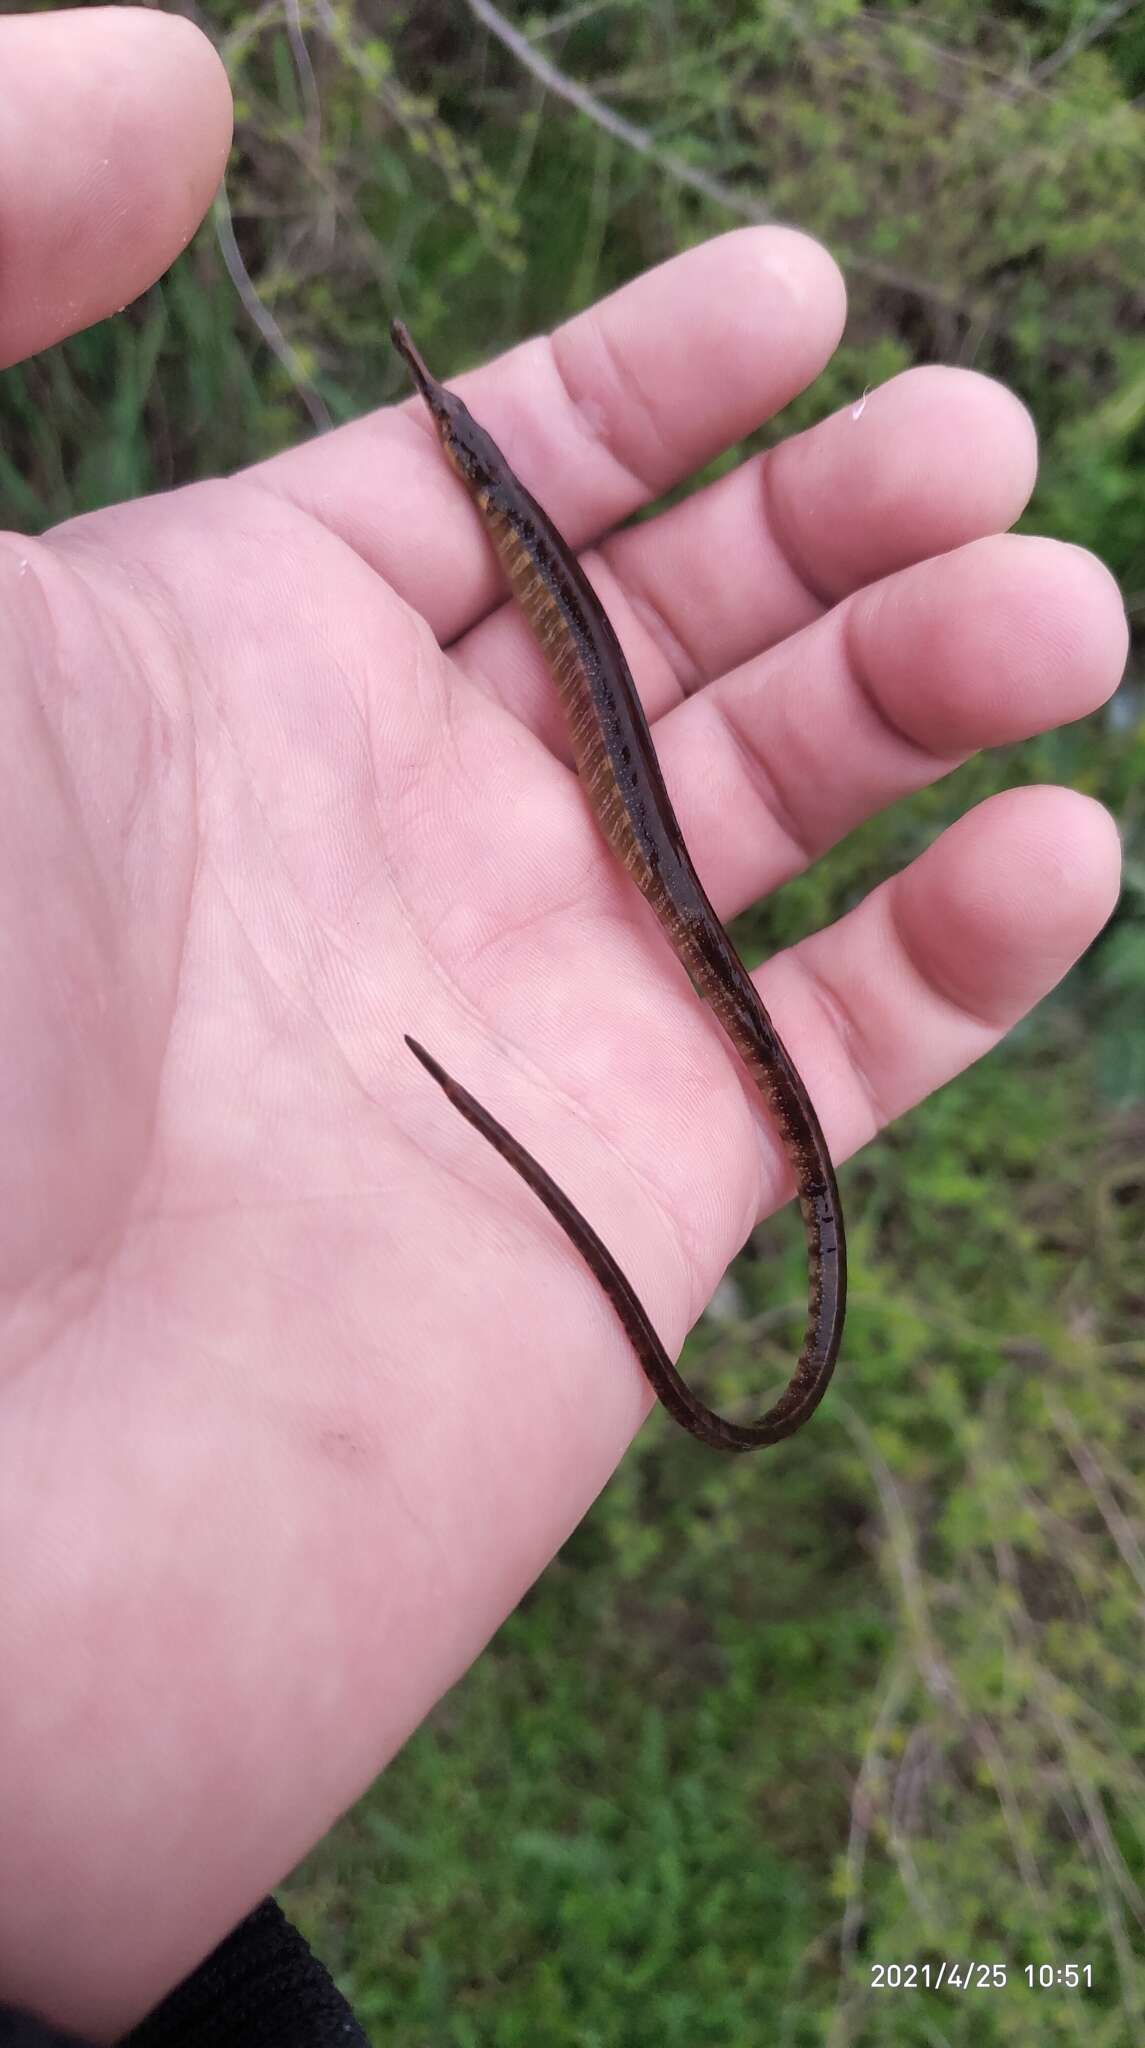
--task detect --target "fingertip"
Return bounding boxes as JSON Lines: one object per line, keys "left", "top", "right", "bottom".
{"left": 769, "top": 362, "right": 1042, "bottom": 603}
{"left": 155, "top": 11, "right": 235, "bottom": 185}
{"left": 906, "top": 784, "right": 1123, "bottom": 1019}
{"left": 883, "top": 364, "right": 1040, "bottom": 530}
{"left": 746, "top": 224, "right": 848, "bottom": 349}
{"left": 1032, "top": 540, "right": 1131, "bottom": 696}
{"left": 1027, "top": 785, "right": 1124, "bottom": 936}
{"left": 0, "top": 6, "right": 234, "bottom": 367}
{"left": 691, "top": 225, "right": 848, "bottom": 396}
{"left": 942, "top": 366, "right": 1040, "bottom": 511}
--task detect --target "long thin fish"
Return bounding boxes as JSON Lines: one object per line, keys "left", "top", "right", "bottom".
{"left": 393, "top": 319, "right": 845, "bottom": 1450}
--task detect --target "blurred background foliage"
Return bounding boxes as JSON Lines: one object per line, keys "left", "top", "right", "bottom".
{"left": 3, "top": 1, "right": 1144, "bottom": 2042}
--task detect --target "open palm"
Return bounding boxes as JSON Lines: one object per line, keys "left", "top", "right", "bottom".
{"left": 0, "top": 10, "right": 1126, "bottom": 2037}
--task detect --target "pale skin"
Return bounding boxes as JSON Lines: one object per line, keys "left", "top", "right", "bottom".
{"left": 0, "top": 7, "right": 1128, "bottom": 2037}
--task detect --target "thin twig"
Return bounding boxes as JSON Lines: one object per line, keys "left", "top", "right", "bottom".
{"left": 838, "top": 1654, "right": 913, "bottom": 1970}
{"left": 887, "top": 1722, "right": 940, "bottom": 1934}
{"left": 283, "top": 0, "right": 338, "bottom": 262}
{"left": 859, "top": 9, "right": 1052, "bottom": 102}
{"left": 464, "top": 0, "right": 762, "bottom": 197}
{"left": 835, "top": 1397, "right": 956, "bottom": 1705}
{"left": 992, "top": 1533, "right": 1145, "bottom": 2043}
{"left": 970, "top": 1718, "right": 1054, "bottom": 1924}
{"left": 530, "top": 0, "right": 616, "bottom": 40}
{"left": 1047, "top": 1395, "right": 1145, "bottom": 1610}
{"left": 213, "top": 185, "right": 332, "bottom": 433}
{"left": 462, "top": 0, "right": 978, "bottom": 316}
{"left": 284, "top": 0, "right": 322, "bottom": 146}
{"left": 1032, "top": 0, "right": 1142, "bottom": 84}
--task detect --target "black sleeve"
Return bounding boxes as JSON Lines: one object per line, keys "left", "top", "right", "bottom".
{"left": 0, "top": 1898, "right": 370, "bottom": 2048}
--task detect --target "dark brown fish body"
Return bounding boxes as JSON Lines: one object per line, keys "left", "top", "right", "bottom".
{"left": 394, "top": 319, "right": 845, "bottom": 1449}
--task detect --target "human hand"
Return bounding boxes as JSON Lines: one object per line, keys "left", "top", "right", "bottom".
{"left": 0, "top": 7, "right": 1126, "bottom": 2036}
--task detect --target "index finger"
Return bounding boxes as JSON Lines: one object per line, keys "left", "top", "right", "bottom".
{"left": 251, "top": 227, "right": 847, "bottom": 645}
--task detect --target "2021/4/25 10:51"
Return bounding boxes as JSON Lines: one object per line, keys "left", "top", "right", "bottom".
{"left": 869, "top": 1961, "right": 1094, "bottom": 1989}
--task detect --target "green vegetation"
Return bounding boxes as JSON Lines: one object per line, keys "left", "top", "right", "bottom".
{"left": 284, "top": 1005, "right": 1145, "bottom": 2047}
{"left": 4, "top": 2, "right": 1143, "bottom": 2041}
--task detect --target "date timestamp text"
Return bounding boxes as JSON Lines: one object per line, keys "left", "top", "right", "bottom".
{"left": 870, "top": 1962, "right": 1093, "bottom": 1990}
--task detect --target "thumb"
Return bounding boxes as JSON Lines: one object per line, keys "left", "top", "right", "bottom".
{"left": 0, "top": 6, "right": 232, "bottom": 370}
